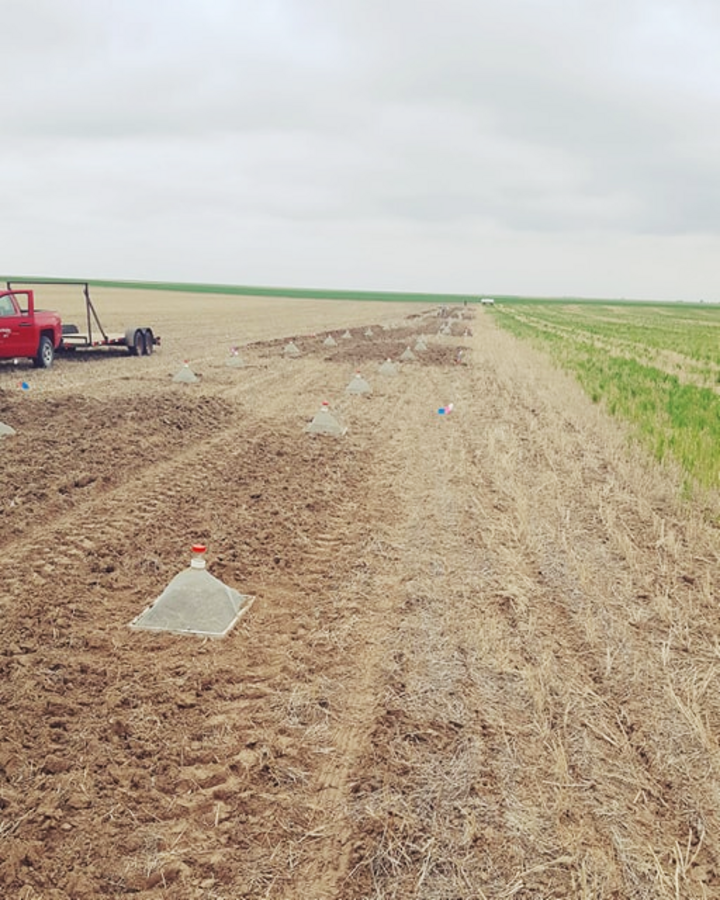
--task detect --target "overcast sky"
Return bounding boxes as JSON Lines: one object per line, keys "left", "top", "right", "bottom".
{"left": 3, "top": 0, "right": 720, "bottom": 300}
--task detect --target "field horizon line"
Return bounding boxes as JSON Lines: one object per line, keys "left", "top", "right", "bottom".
{"left": 3, "top": 274, "right": 706, "bottom": 307}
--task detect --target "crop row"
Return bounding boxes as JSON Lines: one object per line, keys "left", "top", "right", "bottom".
{"left": 499, "top": 302, "right": 720, "bottom": 367}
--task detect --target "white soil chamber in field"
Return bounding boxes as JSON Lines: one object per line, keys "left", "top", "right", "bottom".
{"left": 129, "top": 545, "right": 253, "bottom": 638}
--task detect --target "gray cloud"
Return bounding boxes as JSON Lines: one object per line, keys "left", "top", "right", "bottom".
{"left": 2, "top": 0, "right": 720, "bottom": 298}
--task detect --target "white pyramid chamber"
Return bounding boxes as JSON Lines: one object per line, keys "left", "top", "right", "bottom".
{"left": 130, "top": 546, "right": 253, "bottom": 638}
{"left": 346, "top": 372, "right": 372, "bottom": 395}
{"left": 173, "top": 362, "right": 199, "bottom": 383}
{"left": 225, "top": 347, "right": 245, "bottom": 367}
{"left": 378, "top": 359, "right": 398, "bottom": 376}
{"left": 305, "top": 401, "right": 347, "bottom": 436}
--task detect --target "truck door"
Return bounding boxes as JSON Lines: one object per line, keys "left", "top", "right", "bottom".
{"left": 0, "top": 292, "right": 35, "bottom": 358}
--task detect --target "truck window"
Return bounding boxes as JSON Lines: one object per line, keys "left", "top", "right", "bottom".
{"left": 0, "top": 294, "right": 17, "bottom": 317}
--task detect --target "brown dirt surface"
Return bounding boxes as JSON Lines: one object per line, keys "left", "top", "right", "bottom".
{"left": 2, "top": 290, "right": 720, "bottom": 899}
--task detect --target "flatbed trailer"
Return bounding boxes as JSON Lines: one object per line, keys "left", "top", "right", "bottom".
{"left": 5, "top": 280, "right": 160, "bottom": 358}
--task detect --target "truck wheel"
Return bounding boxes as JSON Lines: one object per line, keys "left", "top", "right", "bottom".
{"left": 143, "top": 328, "right": 154, "bottom": 355}
{"left": 34, "top": 335, "right": 54, "bottom": 369}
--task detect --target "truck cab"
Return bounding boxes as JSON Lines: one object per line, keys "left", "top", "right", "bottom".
{"left": 0, "top": 290, "right": 62, "bottom": 367}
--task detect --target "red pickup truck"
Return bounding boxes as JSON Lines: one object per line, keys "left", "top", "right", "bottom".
{"left": 0, "top": 290, "right": 61, "bottom": 368}
{"left": 0, "top": 282, "right": 159, "bottom": 368}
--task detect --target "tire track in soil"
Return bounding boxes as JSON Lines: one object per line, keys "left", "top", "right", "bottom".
{"left": 335, "top": 361, "right": 502, "bottom": 899}
{"left": 0, "top": 354, "right": 340, "bottom": 560}
{"left": 275, "top": 347, "right": 476, "bottom": 898}
{"left": 284, "top": 372, "right": 418, "bottom": 900}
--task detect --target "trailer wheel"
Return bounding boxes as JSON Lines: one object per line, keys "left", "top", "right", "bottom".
{"left": 34, "top": 335, "right": 55, "bottom": 369}
{"left": 128, "top": 329, "right": 144, "bottom": 356}
{"left": 143, "top": 328, "right": 154, "bottom": 355}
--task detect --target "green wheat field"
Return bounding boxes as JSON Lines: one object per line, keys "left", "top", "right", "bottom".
{"left": 489, "top": 300, "right": 720, "bottom": 494}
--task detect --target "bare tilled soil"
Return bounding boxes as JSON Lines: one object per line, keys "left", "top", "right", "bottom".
{"left": 2, "top": 291, "right": 720, "bottom": 899}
